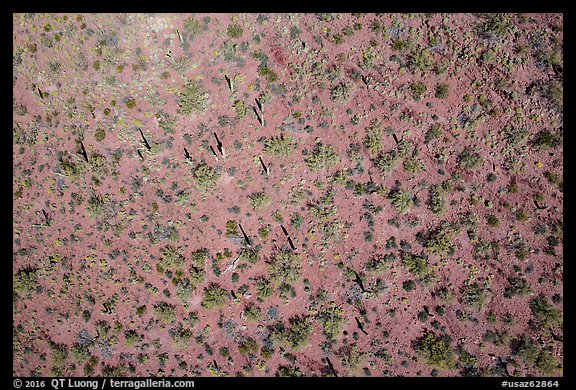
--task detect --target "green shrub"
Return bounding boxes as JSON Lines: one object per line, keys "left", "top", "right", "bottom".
{"left": 423, "top": 227, "right": 455, "bottom": 257}
{"left": 95, "top": 128, "right": 106, "bottom": 142}
{"left": 233, "top": 100, "right": 249, "bottom": 118}
{"left": 486, "top": 214, "right": 500, "bottom": 227}
{"left": 403, "top": 279, "right": 417, "bottom": 292}
{"left": 225, "top": 220, "right": 239, "bottom": 237}
{"left": 177, "top": 79, "right": 209, "bottom": 115}
{"left": 402, "top": 251, "right": 432, "bottom": 282}
{"left": 304, "top": 143, "right": 340, "bottom": 171}
{"left": 192, "top": 162, "right": 220, "bottom": 193}
{"left": 388, "top": 188, "right": 414, "bottom": 214}
{"left": 249, "top": 191, "right": 271, "bottom": 211}
{"left": 410, "top": 81, "right": 427, "bottom": 98}
{"left": 50, "top": 343, "right": 69, "bottom": 376}
{"left": 458, "top": 147, "right": 483, "bottom": 169}
{"left": 317, "top": 303, "right": 345, "bottom": 340}
{"left": 189, "top": 248, "right": 209, "bottom": 288}
{"left": 504, "top": 277, "right": 532, "bottom": 298}
{"left": 532, "top": 130, "right": 562, "bottom": 150}
{"left": 403, "top": 156, "right": 425, "bottom": 174}
{"left": 276, "top": 365, "right": 303, "bottom": 377}
{"left": 374, "top": 150, "right": 398, "bottom": 176}
{"left": 529, "top": 295, "right": 561, "bottom": 330}
{"left": 428, "top": 185, "right": 444, "bottom": 214}
{"left": 330, "top": 82, "right": 351, "bottom": 101}
{"left": 290, "top": 212, "right": 304, "bottom": 230}
{"left": 13, "top": 267, "right": 39, "bottom": 300}
{"left": 364, "top": 253, "right": 396, "bottom": 274}
{"left": 363, "top": 119, "right": 383, "bottom": 154}
{"left": 435, "top": 83, "right": 449, "bottom": 99}
{"left": 255, "top": 277, "right": 273, "bottom": 299}
{"left": 474, "top": 14, "right": 510, "bottom": 40}
{"left": 265, "top": 136, "right": 297, "bottom": 159}
{"left": 267, "top": 252, "right": 301, "bottom": 286}
{"left": 159, "top": 245, "right": 186, "bottom": 271}
{"left": 243, "top": 303, "right": 262, "bottom": 321}
{"left": 153, "top": 301, "right": 177, "bottom": 323}
{"left": 201, "top": 283, "right": 229, "bottom": 310}
{"left": 409, "top": 49, "right": 433, "bottom": 72}
{"left": 460, "top": 281, "right": 490, "bottom": 311}
{"left": 424, "top": 124, "right": 442, "bottom": 144}
{"left": 238, "top": 337, "right": 258, "bottom": 355}
{"left": 414, "top": 332, "right": 455, "bottom": 370}
{"left": 227, "top": 23, "right": 243, "bottom": 39}
{"left": 272, "top": 315, "right": 313, "bottom": 351}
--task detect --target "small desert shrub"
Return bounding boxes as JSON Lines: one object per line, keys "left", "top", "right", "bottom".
{"left": 547, "top": 79, "right": 563, "bottom": 111}
{"left": 512, "top": 337, "right": 559, "bottom": 375}
{"left": 272, "top": 315, "right": 314, "bottom": 351}
{"left": 428, "top": 185, "right": 444, "bottom": 214}
{"left": 403, "top": 279, "right": 417, "bottom": 292}
{"left": 402, "top": 251, "right": 432, "bottom": 283}
{"left": 403, "top": 156, "right": 425, "bottom": 175}
{"left": 177, "top": 79, "right": 209, "bottom": 115}
{"left": 290, "top": 212, "right": 304, "bottom": 230}
{"left": 238, "top": 337, "right": 258, "bottom": 355}
{"left": 414, "top": 332, "right": 456, "bottom": 370}
{"left": 409, "top": 49, "right": 433, "bottom": 72}
{"left": 201, "top": 283, "right": 229, "bottom": 310}
{"left": 374, "top": 150, "right": 398, "bottom": 176}
{"left": 13, "top": 267, "right": 39, "bottom": 299}
{"left": 410, "top": 81, "right": 427, "bottom": 99}
{"left": 364, "top": 253, "right": 396, "bottom": 274}
{"left": 460, "top": 281, "right": 491, "bottom": 312}
{"left": 317, "top": 303, "right": 345, "bottom": 341}
{"left": 486, "top": 214, "right": 500, "bottom": 227}
{"left": 239, "top": 247, "right": 260, "bottom": 263}
{"left": 532, "top": 130, "right": 562, "bottom": 150}
{"left": 474, "top": 14, "right": 510, "bottom": 40}
{"left": 424, "top": 124, "right": 442, "bottom": 144}
{"left": 249, "top": 191, "right": 271, "bottom": 211}
{"left": 435, "top": 83, "right": 449, "bottom": 99}
{"left": 330, "top": 82, "right": 351, "bottom": 101}
{"left": 304, "top": 142, "right": 340, "bottom": 171}
{"left": 227, "top": 23, "right": 243, "bottom": 38}
{"left": 95, "top": 128, "right": 106, "bottom": 141}
{"left": 504, "top": 277, "right": 532, "bottom": 298}
{"left": 265, "top": 136, "right": 297, "bottom": 159}
{"left": 423, "top": 227, "right": 455, "bottom": 257}
{"left": 458, "top": 147, "right": 483, "bottom": 169}
{"left": 192, "top": 162, "right": 220, "bottom": 193}
{"left": 189, "top": 248, "right": 209, "bottom": 288}
{"left": 276, "top": 365, "right": 303, "bottom": 377}
{"left": 529, "top": 295, "right": 561, "bottom": 330}
{"left": 255, "top": 277, "right": 273, "bottom": 299}
{"left": 49, "top": 342, "right": 69, "bottom": 376}
{"left": 225, "top": 220, "right": 239, "bottom": 237}
{"left": 363, "top": 119, "right": 383, "bottom": 154}
{"left": 159, "top": 245, "right": 186, "bottom": 271}
{"left": 388, "top": 188, "right": 414, "bottom": 214}
{"left": 267, "top": 252, "right": 301, "bottom": 286}
{"left": 153, "top": 301, "right": 177, "bottom": 323}
{"left": 243, "top": 303, "right": 262, "bottom": 321}
{"left": 233, "top": 100, "right": 249, "bottom": 118}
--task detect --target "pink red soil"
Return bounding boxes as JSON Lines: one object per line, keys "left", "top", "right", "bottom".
{"left": 13, "top": 13, "right": 563, "bottom": 377}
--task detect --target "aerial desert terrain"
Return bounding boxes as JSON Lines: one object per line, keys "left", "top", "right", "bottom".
{"left": 13, "top": 13, "right": 563, "bottom": 377}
